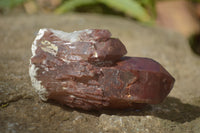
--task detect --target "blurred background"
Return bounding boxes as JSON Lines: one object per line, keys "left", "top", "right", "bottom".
{"left": 0, "top": 0, "right": 200, "bottom": 56}
{"left": 1, "top": 1, "right": 200, "bottom": 132}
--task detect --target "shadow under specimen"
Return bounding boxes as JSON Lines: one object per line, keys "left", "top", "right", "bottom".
{"left": 49, "top": 96, "right": 200, "bottom": 123}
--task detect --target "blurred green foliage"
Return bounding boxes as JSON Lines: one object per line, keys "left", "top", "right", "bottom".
{"left": 0, "top": 0, "right": 156, "bottom": 24}
{"left": 0, "top": 0, "right": 26, "bottom": 9}
{"left": 191, "top": 0, "right": 200, "bottom": 2}
{"left": 1, "top": 0, "right": 199, "bottom": 24}
{"left": 55, "top": 0, "right": 156, "bottom": 24}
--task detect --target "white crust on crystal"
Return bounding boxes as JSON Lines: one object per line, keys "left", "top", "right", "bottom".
{"left": 30, "top": 29, "right": 49, "bottom": 101}
{"left": 93, "top": 51, "right": 98, "bottom": 58}
{"left": 30, "top": 28, "right": 100, "bottom": 100}
{"left": 32, "top": 29, "right": 47, "bottom": 56}
{"left": 40, "top": 40, "right": 58, "bottom": 56}
{"left": 50, "top": 29, "right": 93, "bottom": 43}
{"left": 29, "top": 64, "right": 48, "bottom": 101}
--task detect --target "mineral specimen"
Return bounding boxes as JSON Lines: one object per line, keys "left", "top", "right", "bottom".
{"left": 29, "top": 28, "right": 175, "bottom": 110}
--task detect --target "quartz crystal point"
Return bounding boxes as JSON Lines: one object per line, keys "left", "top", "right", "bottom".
{"left": 29, "top": 28, "right": 175, "bottom": 110}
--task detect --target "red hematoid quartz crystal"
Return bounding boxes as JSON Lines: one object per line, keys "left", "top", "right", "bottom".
{"left": 29, "top": 29, "right": 175, "bottom": 110}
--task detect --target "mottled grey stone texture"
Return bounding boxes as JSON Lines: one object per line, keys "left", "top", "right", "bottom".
{"left": 0, "top": 13, "right": 200, "bottom": 133}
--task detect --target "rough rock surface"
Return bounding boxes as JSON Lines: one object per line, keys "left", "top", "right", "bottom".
{"left": 0, "top": 13, "right": 200, "bottom": 132}
{"left": 30, "top": 28, "right": 174, "bottom": 110}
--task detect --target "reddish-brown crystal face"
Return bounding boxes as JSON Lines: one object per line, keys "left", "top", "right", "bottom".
{"left": 29, "top": 28, "right": 175, "bottom": 110}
